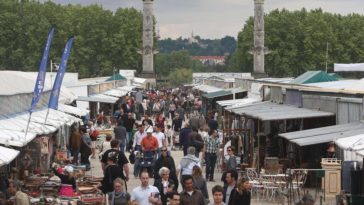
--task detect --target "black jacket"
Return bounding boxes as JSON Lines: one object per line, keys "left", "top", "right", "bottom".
{"left": 101, "top": 164, "right": 124, "bottom": 194}
{"left": 223, "top": 184, "right": 236, "bottom": 204}
{"left": 154, "top": 155, "right": 179, "bottom": 190}
{"left": 153, "top": 178, "right": 176, "bottom": 205}
{"left": 228, "top": 189, "right": 251, "bottom": 205}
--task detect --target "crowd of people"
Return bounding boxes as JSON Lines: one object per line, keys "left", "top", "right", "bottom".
{"left": 65, "top": 88, "right": 252, "bottom": 205}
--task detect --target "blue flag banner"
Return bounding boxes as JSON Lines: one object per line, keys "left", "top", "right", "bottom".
{"left": 29, "top": 27, "right": 55, "bottom": 112}
{"left": 48, "top": 37, "right": 74, "bottom": 110}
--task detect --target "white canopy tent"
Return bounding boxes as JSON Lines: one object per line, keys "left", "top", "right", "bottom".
{"left": 0, "top": 130, "right": 37, "bottom": 147}
{"left": 117, "top": 85, "right": 136, "bottom": 92}
{"left": 193, "top": 84, "right": 223, "bottom": 93}
{"left": 77, "top": 94, "right": 119, "bottom": 104}
{"left": 334, "top": 63, "right": 364, "bottom": 72}
{"left": 224, "top": 98, "right": 261, "bottom": 110}
{"left": 58, "top": 104, "right": 88, "bottom": 117}
{"left": 0, "top": 117, "right": 56, "bottom": 134}
{"left": 103, "top": 89, "right": 128, "bottom": 98}
{"left": 0, "top": 146, "right": 20, "bottom": 166}
{"left": 335, "top": 134, "right": 364, "bottom": 161}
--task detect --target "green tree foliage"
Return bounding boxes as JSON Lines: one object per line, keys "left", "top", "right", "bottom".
{"left": 167, "top": 68, "right": 193, "bottom": 86}
{"left": 155, "top": 50, "right": 203, "bottom": 77}
{"left": 0, "top": 0, "right": 143, "bottom": 78}
{"left": 228, "top": 9, "right": 364, "bottom": 77}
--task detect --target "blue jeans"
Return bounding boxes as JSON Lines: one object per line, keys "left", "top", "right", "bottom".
{"left": 156, "top": 148, "right": 161, "bottom": 159}
{"left": 134, "top": 145, "right": 141, "bottom": 152}
{"left": 133, "top": 159, "right": 141, "bottom": 177}
{"left": 205, "top": 152, "right": 217, "bottom": 180}
{"left": 120, "top": 143, "right": 125, "bottom": 154}
{"left": 127, "top": 132, "right": 133, "bottom": 143}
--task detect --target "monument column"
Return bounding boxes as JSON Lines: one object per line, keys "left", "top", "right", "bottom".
{"left": 250, "top": 0, "right": 269, "bottom": 78}
{"left": 139, "top": 0, "right": 157, "bottom": 88}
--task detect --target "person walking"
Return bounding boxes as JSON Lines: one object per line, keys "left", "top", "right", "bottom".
{"left": 208, "top": 185, "right": 225, "bottom": 205}
{"left": 167, "top": 192, "right": 181, "bottom": 205}
{"left": 124, "top": 112, "right": 136, "bottom": 145}
{"left": 207, "top": 115, "right": 218, "bottom": 132}
{"left": 80, "top": 126, "right": 92, "bottom": 169}
{"left": 176, "top": 104, "right": 185, "bottom": 122}
{"left": 100, "top": 139, "right": 130, "bottom": 189}
{"left": 228, "top": 178, "right": 251, "bottom": 205}
{"left": 204, "top": 130, "right": 220, "bottom": 182}
{"left": 172, "top": 113, "right": 183, "bottom": 150}
{"left": 105, "top": 178, "right": 131, "bottom": 205}
{"left": 177, "top": 147, "right": 200, "bottom": 184}
{"left": 100, "top": 151, "right": 126, "bottom": 194}
{"left": 132, "top": 124, "right": 146, "bottom": 152}
{"left": 142, "top": 114, "right": 154, "bottom": 127}
{"left": 179, "top": 175, "right": 205, "bottom": 205}
{"left": 114, "top": 121, "right": 127, "bottom": 153}
{"left": 169, "top": 101, "right": 176, "bottom": 120}
{"left": 179, "top": 124, "right": 192, "bottom": 156}
{"left": 165, "top": 125, "right": 173, "bottom": 147}
{"left": 191, "top": 166, "right": 208, "bottom": 203}
{"left": 153, "top": 167, "right": 176, "bottom": 205}
{"left": 154, "top": 126, "right": 166, "bottom": 158}
{"left": 141, "top": 127, "right": 159, "bottom": 153}
{"left": 131, "top": 171, "right": 161, "bottom": 205}
{"left": 153, "top": 146, "right": 179, "bottom": 190}
{"left": 188, "top": 127, "right": 204, "bottom": 158}
{"left": 69, "top": 126, "right": 81, "bottom": 165}
{"left": 221, "top": 147, "right": 238, "bottom": 187}
{"left": 223, "top": 170, "right": 237, "bottom": 204}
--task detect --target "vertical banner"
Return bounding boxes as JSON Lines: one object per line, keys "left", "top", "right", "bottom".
{"left": 29, "top": 27, "right": 55, "bottom": 112}
{"left": 48, "top": 37, "right": 74, "bottom": 110}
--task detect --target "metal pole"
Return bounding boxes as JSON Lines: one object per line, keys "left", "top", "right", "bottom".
{"left": 44, "top": 108, "right": 50, "bottom": 125}
{"left": 113, "top": 67, "right": 116, "bottom": 88}
{"left": 24, "top": 112, "right": 32, "bottom": 140}
{"left": 257, "top": 120, "right": 260, "bottom": 172}
{"left": 325, "top": 42, "right": 329, "bottom": 72}
{"left": 50, "top": 60, "right": 53, "bottom": 86}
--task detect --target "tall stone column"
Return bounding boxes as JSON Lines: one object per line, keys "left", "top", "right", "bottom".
{"left": 142, "top": 0, "right": 155, "bottom": 75}
{"left": 250, "top": 0, "right": 269, "bottom": 77}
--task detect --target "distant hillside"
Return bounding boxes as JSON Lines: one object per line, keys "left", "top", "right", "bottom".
{"left": 158, "top": 35, "right": 236, "bottom": 56}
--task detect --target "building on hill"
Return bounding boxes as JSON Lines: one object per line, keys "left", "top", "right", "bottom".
{"left": 191, "top": 56, "right": 226, "bottom": 66}
{"left": 187, "top": 31, "right": 198, "bottom": 44}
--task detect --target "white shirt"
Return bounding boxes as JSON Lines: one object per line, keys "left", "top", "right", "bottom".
{"left": 154, "top": 132, "right": 165, "bottom": 148}
{"left": 165, "top": 129, "right": 173, "bottom": 138}
{"left": 177, "top": 158, "right": 201, "bottom": 176}
{"left": 225, "top": 184, "right": 235, "bottom": 204}
{"left": 131, "top": 185, "right": 160, "bottom": 205}
{"left": 133, "top": 131, "right": 146, "bottom": 147}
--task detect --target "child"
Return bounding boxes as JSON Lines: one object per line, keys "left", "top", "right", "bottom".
{"left": 165, "top": 125, "right": 173, "bottom": 147}
{"left": 99, "top": 134, "right": 113, "bottom": 160}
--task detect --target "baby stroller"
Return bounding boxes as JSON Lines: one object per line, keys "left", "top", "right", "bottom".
{"left": 139, "top": 150, "right": 156, "bottom": 177}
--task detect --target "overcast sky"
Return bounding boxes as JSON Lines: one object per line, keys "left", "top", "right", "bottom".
{"left": 43, "top": 0, "right": 364, "bottom": 39}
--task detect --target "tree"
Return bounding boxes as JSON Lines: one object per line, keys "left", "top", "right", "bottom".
{"left": 167, "top": 68, "right": 193, "bottom": 86}
{"left": 155, "top": 50, "right": 203, "bottom": 77}
{"left": 229, "top": 9, "right": 364, "bottom": 77}
{"left": 0, "top": 0, "right": 143, "bottom": 78}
